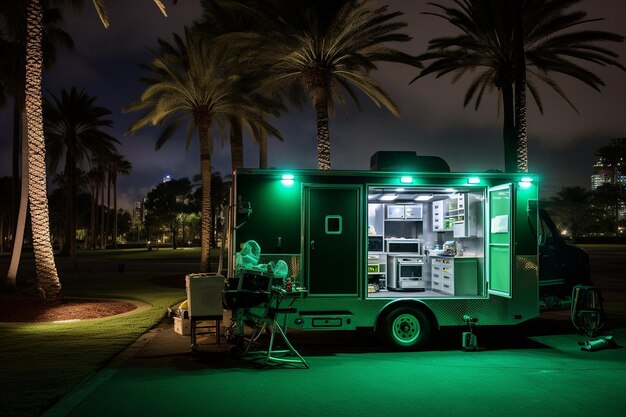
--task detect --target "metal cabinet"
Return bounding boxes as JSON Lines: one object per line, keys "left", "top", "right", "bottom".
{"left": 367, "top": 253, "right": 387, "bottom": 290}
{"left": 387, "top": 204, "right": 423, "bottom": 220}
{"left": 432, "top": 200, "right": 446, "bottom": 231}
{"left": 431, "top": 257, "right": 479, "bottom": 296}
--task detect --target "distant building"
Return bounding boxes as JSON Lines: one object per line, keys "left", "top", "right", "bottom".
{"left": 591, "top": 160, "right": 612, "bottom": 190}
{"left": 591, "top": 154, "right": 626, "bottom": 220}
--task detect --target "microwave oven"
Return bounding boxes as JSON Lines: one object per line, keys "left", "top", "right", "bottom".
{"left": 386, "top": 239, "right": 421, "bottom": 254}
{"left": 368, "top": 235, "right": 384, "bottom": 252}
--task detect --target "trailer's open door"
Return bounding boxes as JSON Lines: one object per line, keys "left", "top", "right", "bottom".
{"left": 488, "top": 184, "right": 513, "bottom": 298}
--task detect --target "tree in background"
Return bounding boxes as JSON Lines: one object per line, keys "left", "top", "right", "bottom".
{"left": 0, "top": 0, "right": 74, "bottom": 250}
{"left": 231, "top": 0, "right": 418, "bottom": 170}
{"left": 44, "top": 87, "right": 118, "bottom": 265}
{"left": 8, "top": 0, "right": 168, "bottom": 299}
{"left": 107, "top": 153, "right": 132, "bottom": 247}
{"left": 125, "top": 27, "right": 280, "bottom": 271}
{"left": 197, "top": 0, "right": 286, "bottom": 171}
{"left": 592, "top": 183, "right": 626, "bottom": 234}
{"left": 547, "top": 186, "right": 595, "bottom": 240}
{"left": 144, "top": 177, "right": 193, "bottom": 250}
{"left": 414, "top": 0, "right": 624, "bottom": 172}
{"left": 0, "top": 177, "right": 11, "bottom": 254}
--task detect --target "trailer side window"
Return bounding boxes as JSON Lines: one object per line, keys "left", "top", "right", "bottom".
{"left": 325, "top": 215, "right": 342, "bottom": 234}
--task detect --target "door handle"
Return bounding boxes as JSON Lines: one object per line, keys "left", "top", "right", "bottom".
{"left": 310, "top": 240, "right": 315, "bottom": 250}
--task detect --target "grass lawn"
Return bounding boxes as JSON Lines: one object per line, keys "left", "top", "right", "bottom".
{"left": 79, "top": 246, "right": 203, "bottom": 260}
{"left": 0, "top": 266, "right": 187, "bottom": 417}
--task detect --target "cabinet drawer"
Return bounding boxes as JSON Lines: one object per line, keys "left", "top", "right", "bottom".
{"left": 441, "top": 282, "right": 453, "bottom": 295}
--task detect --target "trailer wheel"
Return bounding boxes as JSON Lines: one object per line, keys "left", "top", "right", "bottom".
{"left": 382, "top": 307, "right": 431, "bottom": 351}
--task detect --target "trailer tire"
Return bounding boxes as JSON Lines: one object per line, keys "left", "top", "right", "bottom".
{"left": 382, "top": 307, "right": 431, "bottom": 351}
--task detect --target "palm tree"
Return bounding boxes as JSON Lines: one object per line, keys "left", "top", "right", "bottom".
{"left": 197, "top": 0, "right": 286, "bottom": 171}
{"left": 413, "top": 0, "right": 624, "bottom": 173}
{"left": 1, "top": 0, "right": 74, "bottom": 293}
{"left": 86, "top": 165, "right": 102, "bottom": 250}
{"left": 20, "top": 0, "right": 167, "bottom": 300}
{"left": 125, "top": 27, "right": 281, "bottom": 271}
{"left": 107, "top": 153, "right": 132, "bottom": 248}
{"left": 234, "top": 0, "right": 419, "bottom": 170}
{"left": 43, "top": 87, "right": 118, "bottom": 264}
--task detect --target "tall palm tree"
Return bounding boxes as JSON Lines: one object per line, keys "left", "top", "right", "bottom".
{"left": 21, "top": 0, "right": 167, "bottom": 300}
{"left": 1, "top": 0, "right": 74, "bottom": 292}
{"left": 86, "top": 164, "right": 103, "bottom": 250}
{"left": 197, "top": 0, "right": 285, "bottom": 171}
{"left": 43, "top": 87, "right": 118, "bottom": 264}
{"left": 107, "top": 153, "right": 132, "bottom": 248}
{"left": 229, "top": 0, "right": 418, "bottom": 170}
{"left": 125, "top": 27, "right": 281, "bottom": 271}
{"left": 413, "top": 0, "right": 624, "bottom": 172}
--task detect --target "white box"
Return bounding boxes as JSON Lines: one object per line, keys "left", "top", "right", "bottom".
{"left": 185, "top": 273, "right": 224, "bottom": 318}
{"left": 173, "top": 317, "right": 191, "bottom": 336}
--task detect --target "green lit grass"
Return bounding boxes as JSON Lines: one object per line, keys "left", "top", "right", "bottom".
{"left": 0, "top": 268, "right": 186, "bottom": 417}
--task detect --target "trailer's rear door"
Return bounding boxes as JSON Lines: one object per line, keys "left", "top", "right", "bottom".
{"left": 305, "top": 186, "right": 361, "bottom": 296}
{"left": 488, "top": 184, "right": 513, "bottom": 298}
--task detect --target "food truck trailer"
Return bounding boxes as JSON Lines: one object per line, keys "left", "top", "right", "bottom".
{"left": 225, "top": 152, "right": 541, "bottom": 350}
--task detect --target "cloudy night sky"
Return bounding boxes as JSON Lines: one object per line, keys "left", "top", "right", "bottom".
{"left": 1, "top": 0, "right": 625, "bottom": 212}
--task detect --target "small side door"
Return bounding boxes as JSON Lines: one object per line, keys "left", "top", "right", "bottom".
{"left": 304, "top": 186, "right": 361, "bottom": 297}
{"left": 487, "top": 184, "right": 514, "bottom": 298}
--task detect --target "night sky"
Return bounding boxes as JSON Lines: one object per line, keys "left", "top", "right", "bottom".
{"left": 1, "top": 0, "right": 625, "bottom": 211}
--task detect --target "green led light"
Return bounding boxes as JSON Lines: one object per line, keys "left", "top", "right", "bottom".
{"left": 519, "top": 181, "right": 532, "bottom": 189}
{"left": 521, "top": 177, "right": 533, "bottom": 182}
{"left": 468, "top": 177, "right": 480, "bottom": 184}
{"left": 281, "top": 173, "right": 294, "bottom": 186}
{"left": 400, "top": 176, "right": 413, "bottom": 184}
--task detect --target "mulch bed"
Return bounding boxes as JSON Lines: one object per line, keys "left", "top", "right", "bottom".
{"left": 0, "top": 295, "right": 136, "bottom": 323}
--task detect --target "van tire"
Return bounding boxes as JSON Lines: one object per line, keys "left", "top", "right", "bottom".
{"left": 381, "top": 307, "right": 431, "bottom": 351}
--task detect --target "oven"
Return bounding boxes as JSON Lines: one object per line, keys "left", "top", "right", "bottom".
{"left": 397, "top": 257, "right": 424, "bottom": 290}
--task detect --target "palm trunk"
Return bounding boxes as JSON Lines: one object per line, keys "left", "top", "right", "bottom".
{"left": 90, "top": 183, "right": 97, "bottom": 249}
{"left": 502, "top": 82, "right": 516, "bottom": 173}
{"left": 11, "top": 99, "right": 22, "bottom": 244}
{"left": 25, "top": 0, "right": 62, "bottom": 301}
{"left": 514, "top": 0, "right": 528, "bottom": 172}
{"left": 100, "top": 174, "right": 105, "bottom": 249}
{"left": 106, "top": 170, "right": 111, "bottom": 246}
{"left": 313, "top": 88, "right": 331, "bottom": 170}
{"left": 198, "top": 126, "right": 213, "bottom": 271}
{"left": 113, "top": 175, "right": 118, "bottom": 248}
{"left": 4, "top": 114, "right": 29, "bottom": 292}
{"left": 229, "top": 116, "right": 244, "bottom": 172}
{"left": 64, "top": 145, "right": 77, "bottom": 269}
{"left": 259, "top": 132, "right": 268, "bottom": 168}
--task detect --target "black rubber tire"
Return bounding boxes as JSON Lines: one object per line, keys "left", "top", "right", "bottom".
{"left": 381, "top": 307, "right": 431, "bottom": 351}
